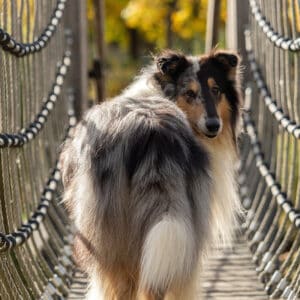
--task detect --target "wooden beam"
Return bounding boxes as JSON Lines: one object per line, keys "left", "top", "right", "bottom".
{"left": 226, "top": 0, "right": 249, "bottom": 53}
{"left": 205, "top": 0, "right": 221, "bottom": 52}
{"left": 65, "top": 0, "right": 88, "bottom": 119}
{"left": 226, "top": 0, "right": 250, "bottom": 84}
{"left": 93, "top": 0, "right": 106, "bottom": 103}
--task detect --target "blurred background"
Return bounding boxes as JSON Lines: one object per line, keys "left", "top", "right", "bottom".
{"left": 87, "top": 0, "right": 227, "bottom": 99}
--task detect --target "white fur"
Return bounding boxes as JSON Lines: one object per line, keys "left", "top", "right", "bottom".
{"left": 188, "top": 56, "right": 200, "bottom": 73}
{"left": 139, "top": 216, "right": 196, "bottom": 292}
{"left": 122, "top": 65, "right": 163, "bottom": 99}
{"left": 69, "top": 166, "right": 95, "bottom": 231}
{"left": 86, "top": 275, "right": 104, "bottom": 300}
{"left": 205, "top": 142, "right": 241, "bottom": 246}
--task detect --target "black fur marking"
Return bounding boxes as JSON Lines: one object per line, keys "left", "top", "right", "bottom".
{"left": 156, "top": 51, "right": 190, "bottom": 80}
{"left": 197, "top": 55, "right": 240, "bottom": 141}
{"left": 125, "top": 124, "right": 188, "bottom": 181}
{"left": 99, "top": 168, "right": 113, "bottom": 193}
{"left": 125, "top": 115, "right": 209, "bottom": 183}
{"left": 215, "top": 53, "right": 238, "bottom": 67}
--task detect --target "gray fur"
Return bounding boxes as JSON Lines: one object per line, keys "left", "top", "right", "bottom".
{"left": 60, "top": 50, "right": 241, "bottom": 299}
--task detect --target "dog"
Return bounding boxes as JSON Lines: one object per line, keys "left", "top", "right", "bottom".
{"left": 60, "top": 49, "right": 242, "bottom": 300}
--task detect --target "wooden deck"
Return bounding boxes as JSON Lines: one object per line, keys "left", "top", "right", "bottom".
{"left": 68, "top": 234, "right": 267, "bottom": 300}
{"left": 201, "top": 235, "right": 267, "bottom": 299}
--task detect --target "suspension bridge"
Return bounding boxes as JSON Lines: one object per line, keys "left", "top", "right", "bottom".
{"left": 0, "top": 0, "right": 299, "bottom": 299}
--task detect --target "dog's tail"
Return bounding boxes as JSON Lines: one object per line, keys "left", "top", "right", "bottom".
{"left": 139, "top": 215, "right": 196, "bottom": 294}
{"left": 121, "top": 106, "right": 211, "bottom": 295}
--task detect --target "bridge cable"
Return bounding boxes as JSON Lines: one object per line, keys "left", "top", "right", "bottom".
{"left": 0, "top": 0, "right": 67, "bottom": 57}
{"left": 249, "top": 0, "right": 300, "bottom": 52}
{"left": 0, "top": 51, "right": 71, "bottom": 147}
{"left": 0, "top": 107, "right": 76, "bottom": 253}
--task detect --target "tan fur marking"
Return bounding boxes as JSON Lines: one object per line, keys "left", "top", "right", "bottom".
{"left": 188, "top": 81, "right": 200, "bottom": 94}
{"left": 207, "top": 77, "right": 217, "bottom": 88}
{"left": 176, "top": 92, "right": 235, "bottom": 154}
{"left": 196, "top": 96, "right": 236, "bottom": 157}
{"left": 217, "top": 96, "right": 231, "bottom": 126}
{"left": 176, "top": 96, "right": 204, "bottom": 127}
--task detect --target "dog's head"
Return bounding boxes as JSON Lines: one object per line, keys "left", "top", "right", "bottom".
{"left": 154, "top": 49, "right": 241, "bottom": 142}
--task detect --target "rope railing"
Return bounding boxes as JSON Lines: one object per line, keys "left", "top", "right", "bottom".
{"left": 0, "top": 51, "right": 71, "bottom": 147}
{"left": 249, "top": 0, "right": 300, "bottom": 51}
{"left": 244, "top": 30, "right": 300, "bottom": 139}
{"left": 240, "top": 107, "right": 300, "bottom": 299}
{"left": 241, "top": 0, "right": 300, "bottom": 298}
{"left": 0, "top": 0, "right": 68, "bottom": 57}
{"left": 242, "top": 107, "right": 300, "bottom": 229}
{"left": 0, "top": 107, "right": 76, "bottom": 252}
{"left": 0, "top": 1, "right": 85, "bottom": 298}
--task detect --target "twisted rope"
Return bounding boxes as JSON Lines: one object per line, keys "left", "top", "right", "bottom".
{"left": 249, "top": 0, "right": 300, "bottom": 51}
{"left": 0, "top": 51, "right": 71, "bottom": 148}
{"left": 0, "top": 0, "right": 67, "bottom": 57}
{"left": 244, "top": 31, "right": 300, "bottom": 139}
{"left": 243, "top": 109, "right": 300, "bottom": 229}
{"left": 0, "top": 110, "right": 76, "bottom": 253}
{"left": 242, "top": 111, "right": 300, "bottom": 299}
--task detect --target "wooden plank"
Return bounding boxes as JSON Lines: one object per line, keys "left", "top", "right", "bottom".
{"left": 67, "top": 233, "right": 268, "bottom": 299}
{"left": 201, "top": 235, "right": 267, "bottom": 299}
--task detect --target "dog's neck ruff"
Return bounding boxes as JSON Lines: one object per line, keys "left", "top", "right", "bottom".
{"left": 201, "top": 133, "right": 241, "bottom": 247}
{"left": 122, "top": 66, "right": 165, "bottom": 100}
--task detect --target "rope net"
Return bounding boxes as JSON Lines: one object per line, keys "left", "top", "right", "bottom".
{"left": 241, "top": 0, "right": 300, "bottom": 298}
{"left": 0, "top": 1, "right": 80, "bottom": 298}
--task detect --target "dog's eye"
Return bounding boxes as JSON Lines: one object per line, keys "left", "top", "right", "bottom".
{"left": 211, "top": 86, "right": 220, "bottom": 96}
{"left": 185, "top": 90, "right": 196, "bottom": 99}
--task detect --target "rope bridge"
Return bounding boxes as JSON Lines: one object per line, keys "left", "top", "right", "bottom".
{"left": 0, "top": 0, "right": 299, "bottom": 299}
{"left": 0, "top": 1, "right": 86, "bottom": 298}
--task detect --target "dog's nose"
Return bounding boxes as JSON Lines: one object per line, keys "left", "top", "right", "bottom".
{"left": 205, "top": 117, "right": 220, "bottom": 133}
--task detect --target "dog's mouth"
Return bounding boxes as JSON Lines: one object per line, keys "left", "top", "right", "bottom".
{"left": 193, "top": 124, "right": 219, "bottom": 138}
{"left": 204, "top": 132, "right": 218, "bottom": 138}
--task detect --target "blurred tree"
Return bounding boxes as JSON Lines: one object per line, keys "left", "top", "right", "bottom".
{"left": 122, "top": 0, "right": 227, "bottom": 49}
{"left": 87, "top": 0, "right": 227, "bottom": 97}
{"left": 88, "top": 0, "right": 129, "bottom": 48}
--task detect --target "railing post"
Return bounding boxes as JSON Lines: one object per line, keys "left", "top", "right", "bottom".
{"left": 226, "top": 0, "right": 249, "bottom": 53}
{"left": 205, "top": 0, "right": 221, "bottom": 52}
{"left": 226, "top": 0, "right": 249, "bottom": 84}
{"left": 93, "top": 0, "right": 106, "bottom": 103}
{"left": 65, "top": 0, "right": 88, "bottom": 119}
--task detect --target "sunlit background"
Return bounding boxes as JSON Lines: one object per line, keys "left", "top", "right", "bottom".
{"left": 87, "top": 0, "right": 227, "bottom": 98}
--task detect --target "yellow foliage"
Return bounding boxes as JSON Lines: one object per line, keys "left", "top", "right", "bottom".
{"left": 122, "top": 0, "right": 167, "bottom": 45}
{"left": 87, "top": 0, "right": 95, "bottom": 21}
{"left": 105, "top": 0, "right": 129, "bottom": 47}
{"left": 121, "top": 0, "right": 227, "bottom": 47}
{"left": 171, "top": 0, "right": 207, "bottom": 39}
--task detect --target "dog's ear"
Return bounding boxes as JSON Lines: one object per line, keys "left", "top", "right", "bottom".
{"left": 155, "top": 50, "right": 189, "bottom": 80}
{"left": 213, "top": 51, "right": 240, "bottom": 80}
{"left": 214, "top": 52, "right": 239, "bottom": 67}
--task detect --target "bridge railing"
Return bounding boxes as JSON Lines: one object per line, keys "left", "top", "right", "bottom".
{"left": 0, "top": 1, "right": 87, "bottom": 298}
{"left": 239, "top": 0, "right": 300, "bottom": 298}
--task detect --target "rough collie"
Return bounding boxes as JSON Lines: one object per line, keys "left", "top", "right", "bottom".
{"left": 61, "top": 49, "right": 242, "bottom": 300}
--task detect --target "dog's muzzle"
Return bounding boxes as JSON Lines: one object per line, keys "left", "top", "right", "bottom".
{"left": 204, "top": 117, "right": 220, "bottom": 138}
